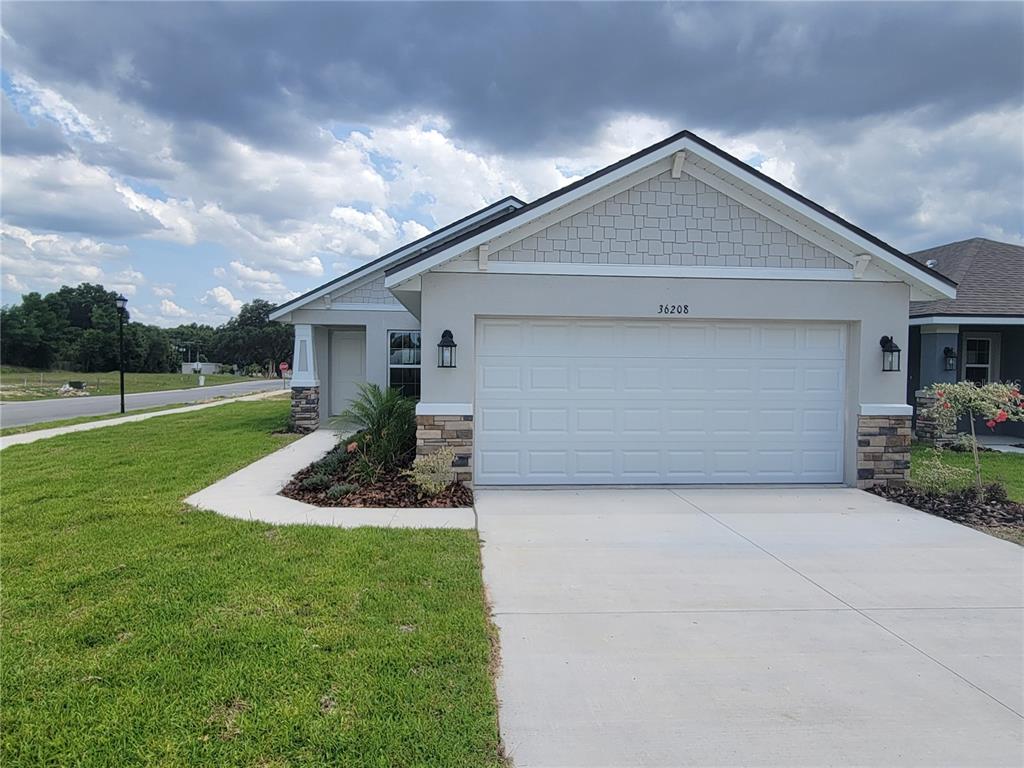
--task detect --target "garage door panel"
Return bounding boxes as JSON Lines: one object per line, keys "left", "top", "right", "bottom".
{"left": 475, "top": 318, "right": 846, "bottom": 485}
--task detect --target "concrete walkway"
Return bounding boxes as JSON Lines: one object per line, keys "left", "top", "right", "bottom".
{"left": 0, "top": 389, "right": 288, "bottom": 451}
{"left": 184, "top": 429, "right": 476, "bottom": 529}
{"left": 478, "top": 488, "right": 1023, "bottom": 767}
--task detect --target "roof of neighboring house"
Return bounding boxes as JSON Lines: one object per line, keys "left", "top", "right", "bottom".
{"left": 909, "top": 238, "right": 1023, "bottom": 318}
{"left": 385, "top": 129, "right": 956, "bottom": 294}
{"left": 269, "top": 195, "right": 525, "bottom": 319}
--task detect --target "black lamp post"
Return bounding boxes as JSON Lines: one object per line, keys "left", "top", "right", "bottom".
{"left": 115, "top": 294, "right": 128, "bottom": 413}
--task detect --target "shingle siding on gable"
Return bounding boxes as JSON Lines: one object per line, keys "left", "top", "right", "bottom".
{"left": 334, "top": 275, "right": 400, "bottom": 305}
{"left": 492, "top": 169, "right": 848, "bottom": 269}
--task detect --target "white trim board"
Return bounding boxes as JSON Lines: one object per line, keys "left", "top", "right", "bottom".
{"left": 384, "top": 134, "right": 955, "bottom": 301}
{"left": 466, "top": 262, "right": 885, "bottom": 282}
{"left": 860, "top": 404, "right": 913, "bottom": 416}
{"left": 911, "top": 316, "right": 1024, "bottom": 326}
{"left": 416, "top": 403, "right": 473, "bottom": 416}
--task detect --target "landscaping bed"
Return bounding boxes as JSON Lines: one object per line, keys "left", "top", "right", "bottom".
{"left": 868, "top": 484, "right": 1023, "bottom": 537}
{"left": 281, "top": 445, "right": 473, "bottom": 508}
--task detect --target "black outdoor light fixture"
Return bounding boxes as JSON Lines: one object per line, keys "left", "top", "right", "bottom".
{"left": 943, "top": 346, "right": 958, "bottom": 372}
{"left": 879, "top": 335, "right": 901, "bottom": 372}
{"left": 437, "top": 329, "right": 457, "bottom": 368}
{"left": 115, "top": 294, "right": 128, "bottom": 413}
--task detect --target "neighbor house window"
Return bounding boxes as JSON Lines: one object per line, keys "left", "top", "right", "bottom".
{"left": 963, "top": 336, "right": 999, "bottom": 385}
{"left": 388, "top": 330, "right": 421, "bottom": 398}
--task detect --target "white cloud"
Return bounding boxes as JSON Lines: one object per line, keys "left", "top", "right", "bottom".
{"left": 203, "top": 285, "right": 243, "bottom": 315}
{"left": 0, "top": 223, "right": 126, "bottom": 297}
{"left": 7, "top": 72, "right": 109, "bottom": 143}
{"left": 152, "top": 284, "right": 175, "bottom": 298}
{"left": 158, "top": 298, "right": 189, "bottom": 317}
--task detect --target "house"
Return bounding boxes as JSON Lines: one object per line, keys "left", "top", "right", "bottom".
{"left": 271, "top": 130, "right": 955, "bottom": 488}
{"left": 907, "top": 238, "right": 1023, "bottom": 437}
{"left": 180, "top": 361, "right": 224, "bottom": 375}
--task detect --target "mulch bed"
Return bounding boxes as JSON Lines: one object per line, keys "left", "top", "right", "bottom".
{"left": 868, "top": 485, "right": 1023, "bottom": 534}
{"left": 280, "top": 447, "right": 473, "bottom": 508}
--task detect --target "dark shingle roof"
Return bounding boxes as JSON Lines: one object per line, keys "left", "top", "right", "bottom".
{"left": 909, "top": 238, "right": 1023, "bottom": 318}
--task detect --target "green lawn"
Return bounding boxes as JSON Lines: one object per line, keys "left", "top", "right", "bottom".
{"left": 1, "top": 400, "right": 504, "bottom": 767}
{"left": 0, "top": 366, "right": 249, "bottom": 401}
{"left": 0, "top": 392, "right": 289, "bottom": 437}
{"left": 911, "top": 443, "right": 1024, "bottom": 502}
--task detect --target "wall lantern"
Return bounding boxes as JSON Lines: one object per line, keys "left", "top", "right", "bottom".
{"left": 437, "top": 329, "right": 457, "bottom": 368}
{"left": 943, "top": 346, "right": 958, "bottom": 372}
{"left": 879, "top": 335, "right": 901, "bottom": 372}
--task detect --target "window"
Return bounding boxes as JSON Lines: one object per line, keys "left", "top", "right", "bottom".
{"left": 962, "top": 335, "right": 1001, "bottom": 385}
{"left": 388, "top": 331, "right": 421, "bottom": 398}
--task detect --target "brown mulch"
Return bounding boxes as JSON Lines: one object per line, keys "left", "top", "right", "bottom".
{"left": 280, "top": 448, "right": 473, "bottom": 508}
{"left": 868, "top": 485, "right": 1023, "bottom": 535}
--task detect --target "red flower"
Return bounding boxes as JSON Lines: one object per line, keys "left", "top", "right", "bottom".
{"left": 986, "top": 420, "right": 997, "bottom": 430}
{"left": 936, "top": 390, "right": 944, "bottom": 398}
{"left": 346, "top": 441, "right": 358, "bottom": 453}
{"left": 995, "top": 410, "right": 1008, "bottom": 423}
{"left": 943, "top": 402, "right": 952, "bottom": 409}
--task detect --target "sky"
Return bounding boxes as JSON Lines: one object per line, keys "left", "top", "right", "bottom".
{"left": 1, "top": 1, "right": 1022, "bottom": 327}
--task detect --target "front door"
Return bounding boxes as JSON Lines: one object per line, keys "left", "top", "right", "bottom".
{"left": 330, "top": 329, "right": 366, "bottom": 416}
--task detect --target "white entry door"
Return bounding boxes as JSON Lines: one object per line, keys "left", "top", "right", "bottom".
{"left": 475, "top": 318, "right": 846, "bottom": 485}
{"left": 330, "top": 330, "right": 366, "bottom": 416}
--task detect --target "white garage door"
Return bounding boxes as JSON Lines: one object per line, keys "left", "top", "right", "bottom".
{"left": 475, "top": 318, "right": 846, "bottom": 485}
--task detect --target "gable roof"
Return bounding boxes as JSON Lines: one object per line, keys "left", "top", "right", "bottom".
{"left": 909, "top": 238, "right": 1023, "bottom": 318}
{"left": 269, "top": 195, "right": 524, "bottom": 320}
{"left": 384, "top": 129, "right": 956, "bottom": 300}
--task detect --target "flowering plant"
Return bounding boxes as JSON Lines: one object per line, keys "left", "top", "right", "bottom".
{"left": 922, "top": 380, "right": 1024, "bottom": 491}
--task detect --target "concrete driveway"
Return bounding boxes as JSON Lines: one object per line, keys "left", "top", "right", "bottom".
{"left": 476, "top": 488, "right": 1023, "bottom": 767}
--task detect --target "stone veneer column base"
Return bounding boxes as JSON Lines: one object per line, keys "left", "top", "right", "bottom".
{"left": 914, "top": 389, "right": 954, "bottom": 446}
{"left": 291, "top": 386, "right": 320, "bottom": 433}
{"left": 417, "top": 414, "right": 474, "bottom": 486}
{"left": 856, "top": 414, "right": 911, "bottom": 489}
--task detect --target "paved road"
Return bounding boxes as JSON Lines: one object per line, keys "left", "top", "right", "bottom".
{"left": 478, "top": 488, "right": 1023, "bottom": 767}
{"left": 0, "top": 379, "right": 286, "bottom": 428}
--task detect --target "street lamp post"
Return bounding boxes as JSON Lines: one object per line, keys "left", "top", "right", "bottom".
{"left": 115, "top": 294, "right": 128, "bottom": 413}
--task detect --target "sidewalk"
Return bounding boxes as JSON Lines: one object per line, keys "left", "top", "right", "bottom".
{"left": 0, "top": 390, "right": 287, "bottom": 451}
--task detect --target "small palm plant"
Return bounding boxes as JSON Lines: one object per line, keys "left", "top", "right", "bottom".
{"left": 340, "top": 383, "right": 417, "bottom": 483}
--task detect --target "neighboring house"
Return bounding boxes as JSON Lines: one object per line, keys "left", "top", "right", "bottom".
{"left": 271, "top": 130, "right": 955, "bottom": 488}
{"left": 907, "top": 238, "right": 1024, "bottom": 437}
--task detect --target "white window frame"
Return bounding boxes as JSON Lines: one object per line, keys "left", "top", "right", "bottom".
{"left": 961, "top": 332, "right": 1001, "bottom": 384}
{"left": 387, "top": 329, "right": 421, "bottom": 398}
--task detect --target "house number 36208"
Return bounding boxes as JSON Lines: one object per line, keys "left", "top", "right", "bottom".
{"left": 657, "top": 304, "right": 689, "bottom": 315}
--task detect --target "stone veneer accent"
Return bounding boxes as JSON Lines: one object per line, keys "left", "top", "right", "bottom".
{"left": 291, "top": 386, "right": 320, "bottom": 433}
{"left": 856, "top": 414, "right": 912, "bottom": 489}
{"left": 416, "top": 414, "right": 474, "bottom": 485}
{"left": 913, "top": 389, "right": 954, "bottom": 446}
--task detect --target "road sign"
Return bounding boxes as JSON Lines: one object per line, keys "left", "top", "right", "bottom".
{"left": 279, "top": 362, "right": 290, "bottom": 371}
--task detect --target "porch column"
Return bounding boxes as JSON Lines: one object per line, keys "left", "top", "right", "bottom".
{"left": 920, "top": 324, "right": 960, "bottom": 386}
{"left": 290, "top": 323, "right": 320, "bottom": 432}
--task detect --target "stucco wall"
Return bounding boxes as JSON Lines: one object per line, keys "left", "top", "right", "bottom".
{"left": 489, "top": 168, "right": 850, "bottom": 269}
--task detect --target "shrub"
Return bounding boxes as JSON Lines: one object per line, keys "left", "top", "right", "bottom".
{"left": 949, "top": 432, "right": 980, "bottom": 453}
{"left": 340, "top": 384, "right": 416, "bottom": 483}
{"left": 312, "top": 448, "right": 349, "bottom": 477}
{"left": 911, "top": 448, "right": 973, "bottom": 495}
{"left": 326, "top": 482, "right": 357, "bottom": 500}
{"left": 982, "top": 482, "right": 1009, "bottom": 504}
{"left": 300, "top": 473, "right": 332, "bottom": 491}
{"left": 922, "top": 381, "right": 1024, "bottom": 492}
{"left": 403, "top": 448, "right": 456, "bottom": 497}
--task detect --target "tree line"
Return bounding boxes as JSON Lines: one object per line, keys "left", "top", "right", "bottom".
{"left": 0, "top": 283, "right": 293, "bottom": 375}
